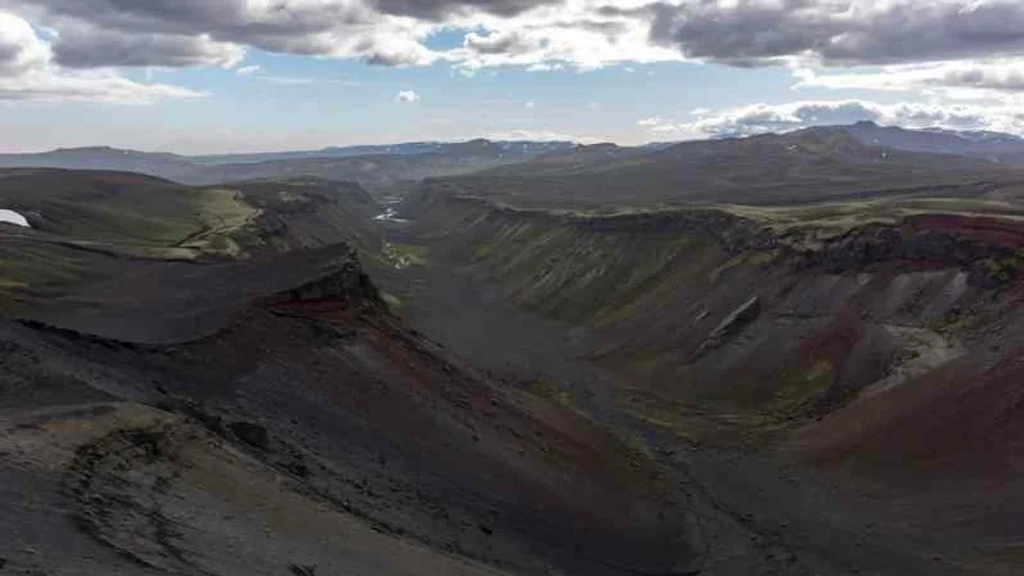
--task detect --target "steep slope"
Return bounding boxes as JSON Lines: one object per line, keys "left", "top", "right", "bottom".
{"left": 0, "top": 252, "right": 694, "bottom": 576}
{"left": 0, "top": 170, "right": 385, "bottom": 318}
{"left": 7, "top": 162, "right": 1024, "bottom": 575}
{"left": 390, "top": 189, "right": 1024, "bottom": 574}
{"left": 0, "top": 170, "right": 696, "bottom": 576}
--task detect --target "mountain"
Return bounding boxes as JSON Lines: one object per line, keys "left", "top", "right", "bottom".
{"left": 438, "top": 125, "right": 1024, "bottom": 209}
{"left": 0, "top": 146, "right": 199, "bottom": 181}
{"left": 392, "top": 152, "right": 1024, "bottom": 574}
{"left": 0, "top": 168, "right": 691, "bottom": 575}
{"left": 0, "top": 140, "right": 576, "bottom": 191}
{"left": 845, "top": 120, "right": 1024, "bottom": 162}
{"left": 190, "top": 140, "right": 574, "bottom": 165}
{"left": 180, "top": 140, "right": 575, "bottom": 192}
{"left": 5, "top": 136, "right": 1024, "bottom": 574}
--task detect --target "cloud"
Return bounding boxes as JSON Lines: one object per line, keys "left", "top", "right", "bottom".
{"left": 8, "top": 0, "right": 1024, "bottom": 79}
{"left": 235, "top": 64, "right": 358, "bottom": 86}
{"left": 649, "top": 0, "right": 1024, "bottom": 68}
{"left": 637, "top": 117, "right": 668, "bottom": 128}
{"left": 395, "top": 89, "right": 420, "bottom": 103}
{"left": 2, "top": 0, "right": 680, "bottom": 73}
{"left": 483, "top": 128, "right": 596, "bottom": 143}
{"left": 370, "top": 0, "right": 560, "bottom": 19}
{"left": 52, "top": 26, "right": 243, "bottom": 69}
{"left": 641, "top": 99, "right": 1024, "bottom": 139}
{"left": 0, "top": 11, "right": 204, "bottom": 103}
{"left": 7, "top": 0, "right": 433, "bottom": 67}
{"left": 0, "top": 9, "right": 50, "bottom": 74}
{"left": 236, "top": 64, "right": 261, "bottom": 76}
{"left": 794, "top": 58, "right": 1024, "bottom": 95}
{"left": 523, "top": 62, "right": 565, "bottom": 72}
{"left": 463, "top": 29, "right": 533, "bottom": 54}
{"left": 0, "top": 68, "right": 205, "bottom": 103}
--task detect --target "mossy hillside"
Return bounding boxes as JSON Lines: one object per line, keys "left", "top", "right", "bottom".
{"left": 456, "top": 210, "right": 713, "bottom": 325}
{"left": 0, "top": 172, "right": 383, "bottom": 305}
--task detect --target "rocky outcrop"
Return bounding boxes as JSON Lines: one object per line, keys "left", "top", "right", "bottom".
{"left": 228, "top": 421, "right": 269, "bottom": 451}
{"left": 694, "top": 296, "right": 761, "bottom": 358}
{"left": 795, "top": 215, "right": 1024, "bottom": 285}
{"left": 284, "top": 262, "right": 379, "bottom": 303}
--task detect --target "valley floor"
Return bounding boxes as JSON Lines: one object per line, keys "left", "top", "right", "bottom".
{"left": 371, "top": 231, "right": 1004, "bottom": 576}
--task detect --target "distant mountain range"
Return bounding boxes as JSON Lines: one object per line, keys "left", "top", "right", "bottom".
{"left": 433, "top": 124, "right": 1024, "bottom": 208}
{"left": 844, "top": 121, "right": 1024, "bottom": 162}
{"left": 0, "top": 139, "right": 576, "bottom": 191}
{"left": 7, "top": 123, "right": 1024, "bottom": 196}
{"left": 188, "top": 139, "right": 576, "bottom": 165}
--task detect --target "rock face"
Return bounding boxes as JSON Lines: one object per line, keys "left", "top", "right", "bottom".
{"left": 228, "top": 421, "right": 270, "bottom": 451}
{"left": 794, "top": 215, "right": 1024, "bottom": 285}
{"left": 695, "top": 296, "right": 761, "bottom": 358}
{"left": 282, "top": 261, "right": 381, "bottom": 305}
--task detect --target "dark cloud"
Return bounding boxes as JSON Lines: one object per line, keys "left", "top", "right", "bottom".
{"left": 937, "top": 67, "right": 1024, "bottom": 91}
{"left": 0, "top": 40, "right": 22, "bottom": 70}
{"left": 464, "top": 30, "right": 531, "bottom": 54}
{"left": 25, "top": 0, "right": 360, "bottom": 33}
{"left": 9, "top": 0, "right": 370, "bottom": 66}
{"left": 9, "top": 0, "right": 558, "bottom": 68}
{"left": 649, "top": 0, "right": 1024, "bottom": 67}
{"left": 371, "top": 0, "right": 559, "bottom": 19}
{"left": 53, "top": 27, "right": 240, "bottom": 68}
{"left": 649, "top": 0, "right": 845, "bottom": 65}
{"left": 820, "top": 2, "right": 1024, "bottom": 65}
{"left": 10, "top": 0, "right": 1024, "bottom": 75}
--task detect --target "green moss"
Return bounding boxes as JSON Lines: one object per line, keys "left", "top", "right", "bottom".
{"left": 385, "top": 243, "right": 429, "bottom": 267}
{"left": 984, "top": 256, "right": 1020, "bottom": 284}
{"left": 772, "top": 359, "right": 833, "bottom": 415}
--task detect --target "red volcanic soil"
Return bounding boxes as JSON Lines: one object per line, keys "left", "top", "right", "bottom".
{"left": 785, "top": 348, "right": 1024, "bottom": 549}
{"left": 903, "top": 214, "right": 1024, "bottom": 250}
{"left": 790, "top": 352, "right": 1024, "bottom": 478}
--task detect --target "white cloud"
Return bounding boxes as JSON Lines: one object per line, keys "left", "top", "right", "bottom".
{"left": 637, "top": 117, "right": 667, "bottom": 127}
{"left": 234, "top": 65, "right": 356, "bottom": 86}
{"left": 484, "top": 128, "right": 597, "bottom": 143}
{"left": 794, "top": 58, "right": 1024, "bottom": 96}
{"left": 2, "top": 0, "right": 684, "bottom": 74}
{"left": 523, "top": 62, "right": 565, "bottom": 72}
{"left": 0, "top": 9, "right": 49, "bottom": 74}
{"left": 0, "top": 11, "right": 203, "bottom": 103}
{"left": 395, "top": 89, "right": 420, "bottom": 103}
{"left": 641, "top": 99, "right": 1024, "bottom": 139}
{"left": 525, "top": 101, "right": 534, "bottom": 108}
{"left": 7, "top": 0, "right": 1024, "bottom": 78}
{"left": 9, "top": 0, "right": 1024, "bottom": 107}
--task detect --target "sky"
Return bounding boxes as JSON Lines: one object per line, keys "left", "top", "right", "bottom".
{"left": 3, "top": 0, "right": 1024, "bottom": 154}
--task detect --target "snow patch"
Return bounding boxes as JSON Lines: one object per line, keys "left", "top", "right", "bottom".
{"left": 0, "top": 209, "right": 30, "bottom": 228}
